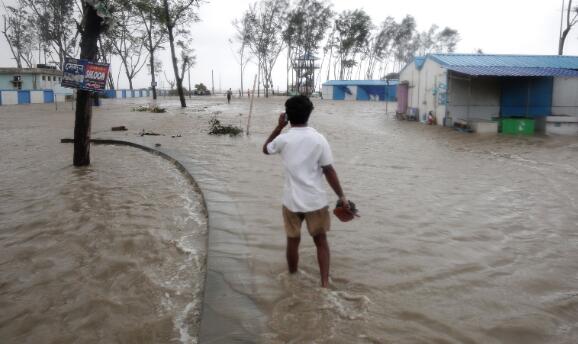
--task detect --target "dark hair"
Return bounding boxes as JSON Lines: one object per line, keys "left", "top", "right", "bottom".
{"left": 285, "top": 95, "right": 313, "bottom": 125}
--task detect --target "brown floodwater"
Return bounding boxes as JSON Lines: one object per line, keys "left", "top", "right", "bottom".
{"left": 2, "top": 97, "right": 578, "bottom": 343}
{"left": 0, "top": 105, "right": 207, "bottom": 343}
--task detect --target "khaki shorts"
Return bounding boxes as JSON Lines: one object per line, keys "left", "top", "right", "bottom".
{"left": 282, "top": 206, "right": 330, "bottom": 238}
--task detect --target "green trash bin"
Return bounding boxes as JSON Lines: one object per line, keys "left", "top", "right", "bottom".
{"left": 501, "top": 118, "right": 535, "bottom": 135}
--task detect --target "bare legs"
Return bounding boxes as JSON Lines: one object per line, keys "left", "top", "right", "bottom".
{"left": 313, "top": 234, "right": 330, "bottom": 288}
{"left": 286, "top": 234, "right": 330, "bottom": 288}
{"left": 286, "top": 236, "right": 300, "bottom": 273}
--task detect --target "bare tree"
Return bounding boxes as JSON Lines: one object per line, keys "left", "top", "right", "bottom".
{"left": 232, "top": 13, "right": 253, "bottom": 96}
{"left": 283, "top": 0, "right": 333, "bottom": 94}
{"left": 245, "top": 0, "right": 289, "bottom": 97}
{"left": 176, "top": 39, "right": 196, "bottom": 89}
{"left": 98, "top": 35, "right": 115, "bottom": 89}
{"left": 108, "top": 1, "right": 148, "bottom": 90}
{"left": 23, "top": 0, "right": 79, "bottom": 70}
{"left": 133, "top": 0, "right": 167, "bottom": 100}
{"left": 364, "top": 17, "right": 395, "bottom": 80}
{"left": 416, "top": 25, "right": 459, "bottom": 56}
{"left": 392, "top": 15, "right": 418, "bottom": 72}
{"left": 559, "top": 0, "right": 578, "bottom": 55}
{"left": 159, "top": 0, "right": 200, "bottom": 107}
{"left": 2, "top": 1, "right": 36, "bottom": 68}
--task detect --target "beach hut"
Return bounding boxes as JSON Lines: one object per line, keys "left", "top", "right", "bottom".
{"left": 399, "top": 54, "right": 578, "bottom": 134}
{"left": 322, "top": 80, "right": 398, "bottom": 102}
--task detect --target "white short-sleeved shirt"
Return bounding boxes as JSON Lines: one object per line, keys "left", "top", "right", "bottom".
{"left": 267, "top": 127, "right": 333, "bottom": 212}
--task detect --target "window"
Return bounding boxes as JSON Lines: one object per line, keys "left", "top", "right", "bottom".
{"left": 42, "top": 75, "right": 46, "bottom": 81}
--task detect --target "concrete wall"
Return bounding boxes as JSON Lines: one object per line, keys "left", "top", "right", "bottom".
{"left": 447, "top": 75, "right": 500, "bottom": 123}
{"left": 30, "top": 91, "right": 44, "bottom": 104}
{"left": 0, "top": 88, "right": 149, "bottom": 106}
{"left": 321, "top": 85, "right": 333, "bottom": 100}
{"left": 0, "top": 73, "right": 65, "bottom": 91}
{"left": 1, "top": 91, "right": 18, "bottom": 105}
{"left": 552, "top": 77, "right": 578, "bottom": 116}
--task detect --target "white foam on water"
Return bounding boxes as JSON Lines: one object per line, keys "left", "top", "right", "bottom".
{"left": 320, "top": 289, "right": 371, "bottom": 320}
{"left": 174, "top": 302, "right": 198, "bottom": 344}
{"left": 175, "top": 235, "right": 198, "bottom": 256}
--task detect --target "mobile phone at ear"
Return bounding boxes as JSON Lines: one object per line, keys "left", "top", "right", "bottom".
{"left": 284, "top": 113, "right": 288, "bottom": 123}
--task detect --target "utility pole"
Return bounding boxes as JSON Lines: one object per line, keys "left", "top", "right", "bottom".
{"left": 211, "top": 69, "right": 215, "bottom": 95}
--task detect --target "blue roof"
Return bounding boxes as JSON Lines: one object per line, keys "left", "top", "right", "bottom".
{"left": 414, "top": 56, "right": 426, "bottom": 69}
{"left": 323, "top": 80, "right": 399, "bottom": 86}
{"left": 446, "top": 66, "right": 578, "bottom": 77}
{"left": 429, "top": 53, "right": 578, "bottom": 69}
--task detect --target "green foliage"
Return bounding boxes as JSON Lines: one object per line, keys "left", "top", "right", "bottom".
{"left": 333, "top": 9, "right": 372, "bottom": 79}
{"left": 242, "top": 0, "right": 289, "bottom": 96}
{"left": 283, "top": 0, "right": 333, "bottom": 55}
{"left": 208, "top": 116, "right": 242, "bottom": 137}
{"left": 22, "top": 0, "right": 78, "bottom": 69}
{"left": 194, "top": 83, "right": 208, "bottom": 92}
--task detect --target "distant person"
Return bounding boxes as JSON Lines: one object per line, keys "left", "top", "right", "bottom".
{"left": 226, "top": 88, "right": 232, "bottom": 104}
{"left": 262, "top": 95, "right": 352, "bottom": 288}
{"left": 247, "top": 89, "right": 251, "bottom": 97}
{"left": 238, "top": 89, "right": 242, "bottom": 97}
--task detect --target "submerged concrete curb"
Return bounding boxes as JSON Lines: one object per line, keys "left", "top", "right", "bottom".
{"left": 61, "top": 138, "right": 265, "bottom": 342}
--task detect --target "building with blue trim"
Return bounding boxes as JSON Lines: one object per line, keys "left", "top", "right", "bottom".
{"left": 0, "top": 67, "right": 73, "bottom": 104}
{"left": 321, "top": 80, "right": 398, "bottom": 101}
{"left": 398, "top": 54, "right": 578, "bottom": 134}
{"left": 0, "top": 67, "right": 151, "bottom": 105}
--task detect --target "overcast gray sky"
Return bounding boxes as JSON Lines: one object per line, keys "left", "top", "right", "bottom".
{"left": 0, "top": 0, "right": 574, "bottom": 91}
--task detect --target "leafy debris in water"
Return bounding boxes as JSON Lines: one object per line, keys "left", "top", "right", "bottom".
{"left": 208, "top": 116, "right": 242, "bottom": 137}
{"left": 132, "top": 105, "right": 167, "bottom": 113}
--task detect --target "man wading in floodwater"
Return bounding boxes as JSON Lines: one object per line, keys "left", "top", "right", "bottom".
{"left": 263, "top": 95, "right": 351, "bottom": 288}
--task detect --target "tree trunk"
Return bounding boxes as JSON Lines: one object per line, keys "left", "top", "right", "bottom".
{"left": 73, "top": 2, "right": 103, "bottom": 166}
{"left": 150, "top": 51, "right": 157, "bottom": 99}
{"left": 286, "top": 46, "right": 290, "bottom": 94}
{"left": 560, "top": 0, "right": 573, "bottom": 55}
{"left": 257, "top": 61, "right": 261, "bottom": 97}
{"left": 240, "top": 46, "right": 245, "bottom": 97}
{"left": 163, "top": 0, "right": 186, "bottom": 107}
{"left": 147, "top": 10, "right": 158, "bottom": 100}
{"left": 559, "top": 27, "right": 570, "bottom": 55}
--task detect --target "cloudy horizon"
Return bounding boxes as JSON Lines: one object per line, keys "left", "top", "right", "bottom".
{"left": 0, "top": 0, "right": 575, "bottom": 92}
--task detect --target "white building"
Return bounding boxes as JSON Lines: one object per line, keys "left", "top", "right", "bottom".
{"left": 398, "top": 54, "right": 578, "bottom": 135}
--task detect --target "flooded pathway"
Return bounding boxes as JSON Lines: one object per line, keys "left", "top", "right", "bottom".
{"left": 2, "top": 96, "right": 578, "bottom": 343}
{"left": 0, "top": 104, "right": 207, "bottom": 343}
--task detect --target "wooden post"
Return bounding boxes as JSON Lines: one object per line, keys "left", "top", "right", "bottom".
{"left": 246, "top": 75, "right": 257, "bottom": 135}
{"left": 73, "top": 2, "right": 103, "bottom": 166}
